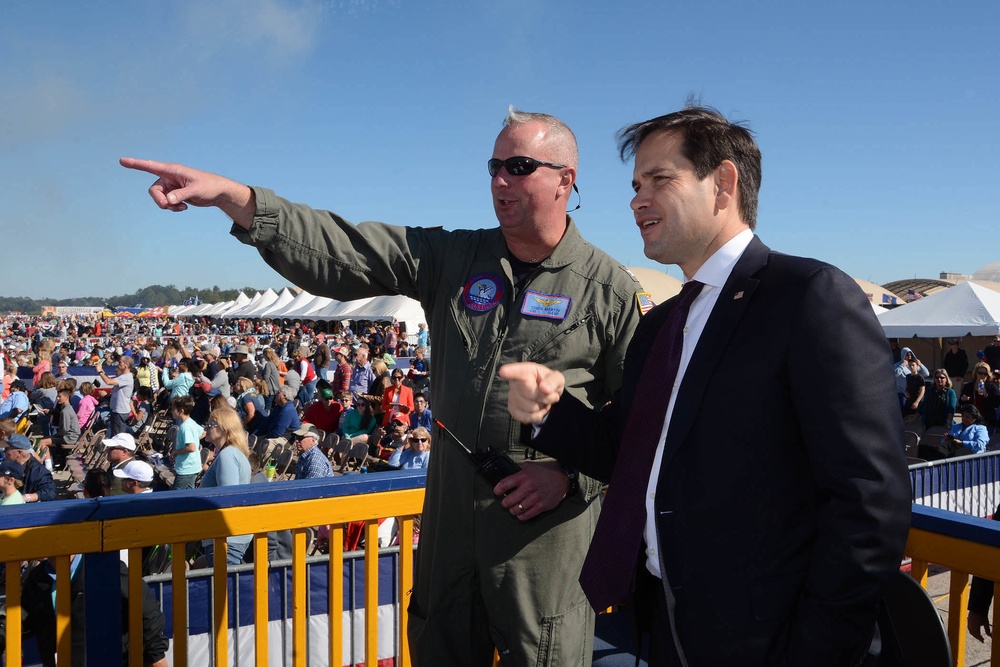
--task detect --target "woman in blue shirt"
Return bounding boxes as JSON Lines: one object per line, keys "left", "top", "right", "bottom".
{"left": 387, "top": 426, "right": 431, "bottom": 469}
{"left": 947, "top": 404, "right": 990, "bottom": 455}
{"left": 199, "top": 407, "right": 251, "bottom": 565}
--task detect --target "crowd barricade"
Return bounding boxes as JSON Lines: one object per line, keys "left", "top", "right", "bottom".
{"left": 909, "top": 450, "right": 1000, "bottom": 517}
{"left": 0, "top": 471, "right": 426, "bottom": 667}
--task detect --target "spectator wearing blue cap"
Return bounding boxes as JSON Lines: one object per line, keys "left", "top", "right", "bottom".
{"left": 3, "top": 434, "right": 55, "bottom": 502}
{"left": 0, "top": 458, "right": 25, "bottom": 505}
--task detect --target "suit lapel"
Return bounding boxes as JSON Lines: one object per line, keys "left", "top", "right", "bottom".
{"left": 659, "top": 237, "right": 770, "bottom": 469}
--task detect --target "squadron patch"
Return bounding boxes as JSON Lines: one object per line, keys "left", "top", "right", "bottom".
{"left": 462, "top": 273, "right": 504, "bottom": 312}
{"left": 521, "top": 290, "right": 572, "bottom": 320}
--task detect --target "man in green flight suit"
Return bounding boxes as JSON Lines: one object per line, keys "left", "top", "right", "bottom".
{"left": 121, "top": 107, "right": 643, "bottom": 666}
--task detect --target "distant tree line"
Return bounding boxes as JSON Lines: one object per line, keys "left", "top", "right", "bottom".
{"left": 0, "top": 284, "right": 268, "bottom": 316}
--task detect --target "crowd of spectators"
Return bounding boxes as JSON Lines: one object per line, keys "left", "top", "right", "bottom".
{"left": 0, "top": 313, "right": 432, "bottom": 565}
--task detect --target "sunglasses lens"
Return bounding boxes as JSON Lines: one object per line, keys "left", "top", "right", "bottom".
{"left": 506, "top": 157, "right": 537, "bottom": 176}
{"left": 488, "top": 157, "right": 540, "bottom": 178}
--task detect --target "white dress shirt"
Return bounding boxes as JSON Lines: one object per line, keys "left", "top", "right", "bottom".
{"left": 642, "top": 229, "right": 754, "bottom": 577}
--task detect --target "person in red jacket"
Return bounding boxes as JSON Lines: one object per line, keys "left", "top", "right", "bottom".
{"left": 380, "top": 368, "right": 414, "bottom": 425}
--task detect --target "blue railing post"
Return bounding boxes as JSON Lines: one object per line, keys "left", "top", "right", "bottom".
{"left": 84, "top": 551, "right": 124, "bottom": 665}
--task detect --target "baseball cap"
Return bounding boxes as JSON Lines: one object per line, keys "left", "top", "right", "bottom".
{"left": 293, "top": 424, "right": 323, "bottom": 440}
{"left": 113, "top": 460, "right": 154, "bottom": 483}
{"left": 333, "top": 345, "right": 350, "bottom": 357}
{"left": 390, "top": 413, "right": 409, "bottom": 426}
{"left": 196, "top": 381, "right": 213, "bottom": 393}
{"left": 319, "top": 387, "right": 335, "bottom": 399}
{"left": 5, "top": 434, "right": 33, "bottom": 450}
{"left": 0, "top": 459, "right": 24, "bottom": 481}
{"left": 102, "top": 433, "right": 137, "bottom": 451}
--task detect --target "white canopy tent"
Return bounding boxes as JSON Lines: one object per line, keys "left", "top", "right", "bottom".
{"left": 281, "top": 294, "right": 335, "bottom": 320}
{"left": 278, "top": 293, "right": 427, "bottom": 339}
{"left": 252, "top": 287, "right": 297, "bottom": 319}
{"left": 307, "top": 297, "right": 376, "bottom": 321}
{"left": 214, "top": 292, "right": 252, "bottom": 318}
{"left": 225, "top": 288, "right": 279, "bottom": 319}
{"left": 878, "top": 282, "right": 1000, "bottom": 370}
{"left": 878, "top": 282, "right": 1000, "bottom": 338}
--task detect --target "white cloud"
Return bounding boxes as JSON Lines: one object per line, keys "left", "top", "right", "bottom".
{"left": 0, "top": 74, "right": 92, "bottom": 146}
{"left": 180, "top": 0, "right": 325, "bottom": 65}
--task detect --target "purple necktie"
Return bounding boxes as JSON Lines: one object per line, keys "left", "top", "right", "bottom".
{"left": 579, "top": 280, "right": 704, "bottom": 612}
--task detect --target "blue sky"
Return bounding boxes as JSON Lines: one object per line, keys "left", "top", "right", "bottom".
{"left": 2, "top": 0, "right": 997, "bottom": 300}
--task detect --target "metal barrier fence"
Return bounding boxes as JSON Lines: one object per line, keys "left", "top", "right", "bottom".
{"left": 910, "top": 450, "right": 1000, "bottom": 517}
{"left": 0, "top": 471, "right": 426, "bottom": 667}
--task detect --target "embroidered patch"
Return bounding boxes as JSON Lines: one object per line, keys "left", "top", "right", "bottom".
{"left": 636, "top": 291, "right": 655, "bottom": 316}
{"left": 521, "top": 290, "right": 572, "bottom": 320}
{"left": 462, "top": 273, "right": 504, "bottom": 312}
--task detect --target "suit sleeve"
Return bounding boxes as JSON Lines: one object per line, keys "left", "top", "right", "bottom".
{"left": 783, "top": 266, "right": 911, "bottom": 665}
{"left": 530, "top": 304, "right": 657, "bottom": 482}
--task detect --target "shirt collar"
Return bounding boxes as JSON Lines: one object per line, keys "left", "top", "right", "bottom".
{"left": 690, "top": 228, "right": 754, "bottom": 289}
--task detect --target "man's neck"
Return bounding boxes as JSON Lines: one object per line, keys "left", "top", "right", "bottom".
{"left": 503, "top": 216, "right": 567, "bottom": 263}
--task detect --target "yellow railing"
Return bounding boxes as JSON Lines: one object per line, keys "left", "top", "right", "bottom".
{"left": 0, "top": 474, "right": 425, "bottom": 667}
{"left": 907, "top": 504, "right": 1000, "bottom": 667}
{"left": 6, "top": 485, "right": 1000, "bottom": 667}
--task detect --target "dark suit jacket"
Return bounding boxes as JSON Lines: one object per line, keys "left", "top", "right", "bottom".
{"left": 535, "top": 237, "right": 911, "bottom": 666}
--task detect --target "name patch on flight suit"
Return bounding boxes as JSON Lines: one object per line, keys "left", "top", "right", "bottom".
{"left": 462, "top": 273, "right": 504, "bottom": 312}
{"left": 520, "top": 290, "right": 571, "bottom": 320}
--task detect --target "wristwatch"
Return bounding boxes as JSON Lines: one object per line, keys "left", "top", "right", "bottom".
{"left": 562, "top": 464, "right": 579, "bottom": 497}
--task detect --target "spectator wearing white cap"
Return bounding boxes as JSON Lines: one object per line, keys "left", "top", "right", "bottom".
{"left": 292, "top": 424, "right": 333, "bottom": 479}
{"left": 113, "top": 460, "right": 155, "bottom": 494}
{"left": 103, "top": 433, "right": 138, "bottom": 495}
{"left": 230, "top": 345, "right": 256, "bottom": 387}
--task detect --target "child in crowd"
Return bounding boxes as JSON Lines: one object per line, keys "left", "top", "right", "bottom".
{"left": 170, "top": 395, "right": 203, "bottom": 490}
{"left": 131, "top": 386, "right": 154, "bottom": 436}
{"left": 76, "top": 382, "right": 100, "bottom": 430}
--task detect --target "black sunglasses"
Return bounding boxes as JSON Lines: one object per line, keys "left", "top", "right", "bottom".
{"left": 488, "top": 156, "right": 566, "bottom": 178}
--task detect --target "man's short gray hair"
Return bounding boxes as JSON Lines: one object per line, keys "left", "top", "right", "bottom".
{"left": 503, "top": 106, "right": 579, "bottom": 169}
{"left": 280, "top": 386, "right": 297, "bottom": 401}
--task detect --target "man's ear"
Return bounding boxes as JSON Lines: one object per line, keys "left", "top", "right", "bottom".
{"left": 558, "top": 168, "right": 577, "bottom": 198}
{"left": 714, "top": 160, "right": 738, "bottom": 212}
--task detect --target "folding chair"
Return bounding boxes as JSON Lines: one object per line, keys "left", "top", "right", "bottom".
{"left": 275, "top": 446, "right": 295, "bottom": 479}
{"left": 321, "top": 431, "right": 340, "bottom": 456}
{"left": 343, "top": 442, "right": 369, "bottom": 472}
{"left": 332, "top": 437, "right": 352, "bottom": 467}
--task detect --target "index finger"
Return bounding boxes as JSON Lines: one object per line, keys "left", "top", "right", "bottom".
{"left": 119, "top": 157, "right": 175, "bottom": 177}
{"left": 498, "top": 362, "right": 541, "bottom": 385}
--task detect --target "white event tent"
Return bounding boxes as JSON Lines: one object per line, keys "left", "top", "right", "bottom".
{"left": 878, "top": 282, "right": 1000, "bottom": 338}
{"left": 166, "top": 288, "right": 427, "bottom": 337}
{"left": 223, "top": 289, "right": 279, "bottom": 319}
{"left": 252, "top": 287, "right": 297, "bottom": 319}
